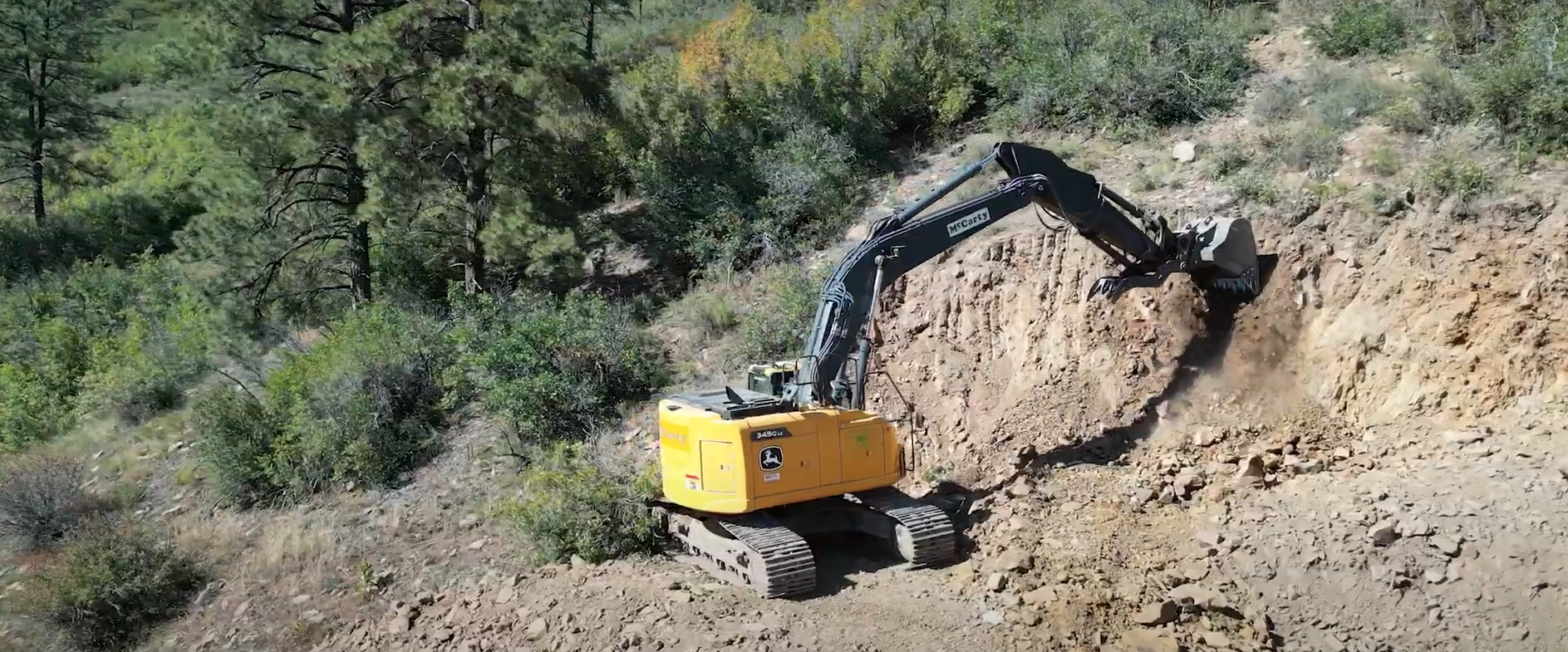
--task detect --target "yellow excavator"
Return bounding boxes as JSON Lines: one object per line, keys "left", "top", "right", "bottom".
{"left": 650, "top": 141, "right": 1263, "bottom": 598}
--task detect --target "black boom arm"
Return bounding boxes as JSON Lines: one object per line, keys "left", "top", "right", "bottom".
{"left": 783, "top": 141, "right": 1260, "bottom": 409}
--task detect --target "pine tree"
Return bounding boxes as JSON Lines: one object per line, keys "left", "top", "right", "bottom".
{"left": 203, "top": 0, "right": 418, "bottom": 312}
{"left": 0, "top": 0, "right": 110, "bottom": 225}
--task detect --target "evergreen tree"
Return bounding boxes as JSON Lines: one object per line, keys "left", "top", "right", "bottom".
{"left": 0, "top": 0, "right": 110, "bottom": 225}
{"left": 194, "top": 0, "right": 419, "bottom": 314}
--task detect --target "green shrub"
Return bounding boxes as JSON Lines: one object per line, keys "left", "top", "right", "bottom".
{"left": 1202, "top": 143, "right": 1253, "bottom": 179}
{"left": 680, "top": 288, "right": 741, "bottom": 339}
{"left": 1419, "top": 154, "right": 1495, "bottom": 203}
{"left": 1308, "top": 69, "right": 1395, "bottom": 131}
{"left": 1367, "top": 146, "right": 1403, "bottom": 176}
{"left": 262, "top": 305, "right": 452, "bottom": 499}
{"left": 497, "top": 441, "right": 662, "bottom": 564}
{"left": 1380, "top": 97, "right": 1429, "bottom": 133}
{"left": 753, "top": 121, "right": 866, "bottom": 258}
{"left": 1270, "top": 120, "right": 1345, "bottom": 177}
{"left": 447, "top": 292, "right": 669, "bottom": 447}
{"left": 0, "top": 257, "right": 237, "bottom": 440}
{"left": 731, "top": 262, "right": 827, "bottom": 365}
{"left": 1226, "top": 167, "right": 1282, "bottom": 204}
{"left": 1253, "top": 76, "right": 1306, "bottom": 124}
{"left": 76, "top": 304, "right": 217, "bottom": 424}
{"left": 1465, "top": 4, "right": 1568, "bottom": 153}
{"left": 0, "top": 365, "right": 73, "bottom": 450}
{"left": 12, "top": 521, "right": 208, "bottom": 652}
{"left": 189, "top": 385, "right": 280, "bottom": 507}
{"left": 0, "top": 453, "right": 105, "bottom": 552}
{"left": 1413, "top": 65, "right": 1474, "bottom": 126}
{"left": 1308, "top": 0, "right": 1408, "bottom": 58}
{"left": 192, "top": 304, "right": 453, "bottom": 505}
{"left": 994, "top": 0, "right": 1256, "bottom": 131}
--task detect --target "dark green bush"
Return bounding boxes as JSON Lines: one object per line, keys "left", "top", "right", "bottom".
{"left": 189, "top": 385, "right": 280, "bottom": 507}
{"left": 497, "top": 441, "right": 662, "bottom": 564}
{"left": 1465, "top": 4, "right": 1568, "bottom": 153}
{"left": 992, "top": 0, "right": 1257, "bottom": 132}
{"left": 447, "top": 292, "right": 669, "bottom": 447}
{"left": 1308, "top": 0, "right": 1408, "bottom": 58}
{"left": 730, "top": 262, "right": 827, "bottom": 365}
{"left": 264, "top": 306, "right": 451, "bottom": 497}
{"left": 752, "top": 120, "right": 865, "bottom": 260}
{"left": 192, "top": 304, "right": 453, "bottom": 505}
{"left": 13, "top": 521, "right": 208, "bottom": 652}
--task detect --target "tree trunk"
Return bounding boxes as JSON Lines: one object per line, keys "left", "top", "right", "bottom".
{"left": 584, "top": 0, "right": 596, "bottom": 63}
{"left": 464, "top": 128, "right": 491, "bottom": 295}
{"left": 29, "top": 60, "right": 46, "bottom": 225}
{"left": 462, "top": 1, "right": 490, "bottom": 295}
{"left": 344, "top": 140, "right": 373, "bottom": 305}
{"left": 348, "top": 219, "right": 373, "bottom": 304}
{"left": 341, "top": 0, "right": 373, "bottom": 305}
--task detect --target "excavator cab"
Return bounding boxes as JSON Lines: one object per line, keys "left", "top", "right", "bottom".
{"left": 745, "top": 361, "right": 797, "bottom": 397}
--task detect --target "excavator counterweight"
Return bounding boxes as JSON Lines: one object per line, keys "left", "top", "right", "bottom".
{"left": 651, "top": 141, "right": 1264, "bottom": 598}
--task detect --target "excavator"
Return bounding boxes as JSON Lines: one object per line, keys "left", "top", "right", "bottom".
{"left": 650, "top": 141, "right": 1262, "bottom": 598}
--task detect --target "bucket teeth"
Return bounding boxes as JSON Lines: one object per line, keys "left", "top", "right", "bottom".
{"left": 1088, "top": 276, "right": 1129, "bottom": 300}
{"left": 1202, "top": 265, "right": 1260, "bottom": 298}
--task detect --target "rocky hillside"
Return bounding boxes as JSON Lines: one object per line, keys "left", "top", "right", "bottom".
{"left": 296, "top": 24, "right": 1568, "bottom": 652}
{"left": 8, "top": 15, "right": 1565, "bottom": 652}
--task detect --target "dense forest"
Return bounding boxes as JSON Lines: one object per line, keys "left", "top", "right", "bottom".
{"left": 0, "top": 0, "right": 1564, "bottom": 648}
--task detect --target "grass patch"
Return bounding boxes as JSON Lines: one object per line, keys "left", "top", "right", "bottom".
{"left": 1202, "top": 143, "right": 1253, "bottom": 179}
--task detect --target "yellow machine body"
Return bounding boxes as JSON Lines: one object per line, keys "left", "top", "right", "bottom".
{"left": 657, "top": 393, "right": 904, "bottom": 515}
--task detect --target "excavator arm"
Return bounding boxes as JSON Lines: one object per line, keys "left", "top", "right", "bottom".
{"left": 783, "top": 141, "right": 1261, "bottom": 409}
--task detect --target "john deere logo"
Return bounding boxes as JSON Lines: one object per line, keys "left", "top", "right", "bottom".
{"left": 759, "top": 446, "right": 784, "bottom": 471}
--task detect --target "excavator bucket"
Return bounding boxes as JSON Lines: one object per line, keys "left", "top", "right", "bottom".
{"left": 1177, "top": 215, "right": 1261, "bottom": 296}
{"left": 1086, "top": 215, "right": 1261, "bottom": 301}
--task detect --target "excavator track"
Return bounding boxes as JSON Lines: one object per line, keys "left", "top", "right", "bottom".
{"left": 655, "top": 505, "right": 818, "bottom": 598}
{"left": 848, "top": 487, "right": 957, "bottom": 568}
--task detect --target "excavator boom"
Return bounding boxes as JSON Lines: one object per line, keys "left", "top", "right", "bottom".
{"left": 787, "top": 141, "right": 1261, "bottom": 409}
